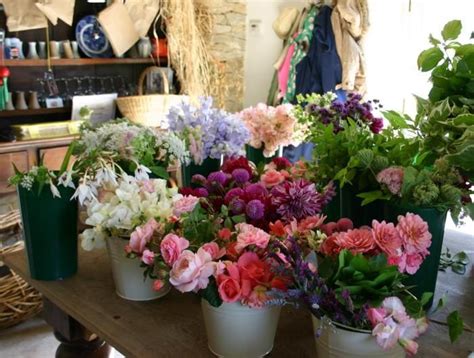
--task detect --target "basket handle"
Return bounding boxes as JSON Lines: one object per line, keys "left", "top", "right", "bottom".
{"left": 137, "top": 66, "right": 170, "bottom": 96}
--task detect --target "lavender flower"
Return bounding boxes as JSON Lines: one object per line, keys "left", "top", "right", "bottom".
{"left": 229, "top": 198, "right": 246, "bottom": 215}
{"left": 207, "top": 171, "right": 229, "bottom": 186}
{"left": 246, "top": 199, "right": 265, "bottom": 220}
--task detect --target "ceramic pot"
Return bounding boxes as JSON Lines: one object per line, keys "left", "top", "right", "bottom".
{"left": 6, "top": 92, "right": 14, "bottom": 110}
{"left": 138, "top": 37, "right": 152, "bottom": 58}
{"left": 105, "top": 236, "right": 170, "bottom": 301}
{"left": 18, "top": 185, "right": 78, "bottom": 280}
{"left": 38, "top": 41, "right": 47, "bottom": 59}
{"left": 28, "top": 91, "right": 41, "bottom": 109}
{"left": 201, "top": 300, "right": 281, "bottom": 357}
{"left": 15, "top": 91, "right": 28, "bottom": 110}
{"left": 62, "top": 40, "right": 74, "bottom": 59}
{"left": 27, "top": 42, "right": 39, "bottom": 59}
{"left": 311, "top": 316, "right": 405, "bottom": 358}
{"left": 49, "top": 41, "right": 61, "bottom": 59}
{"left": 71, "top": 41, "right": 80, "bottom": 59}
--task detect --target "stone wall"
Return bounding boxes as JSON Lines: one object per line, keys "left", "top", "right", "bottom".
{"left": 203, "top": 0, "right": 247, "bottom": 112}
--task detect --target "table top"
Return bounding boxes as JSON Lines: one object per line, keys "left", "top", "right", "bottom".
{"left": 4, "top": 228, "right": 474, "bottom": 358}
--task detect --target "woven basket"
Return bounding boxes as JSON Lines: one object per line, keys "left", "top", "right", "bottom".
{"left": 116, "top": 66, "right": 185, "bottom": 128}
{"left": 0, "top": 211, "right": 43, "bottom": 330}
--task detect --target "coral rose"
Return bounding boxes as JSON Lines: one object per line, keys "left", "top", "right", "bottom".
{"left": 160, "top": 233, "right": 190, "bottom": 266}
{"left": 319, "top": 234, "right": 342, "bottom": 256}
{"left": 217, "top": 263, "right": 241, "bottom": 303}
{"left": 335, "top": 228, "right": 375, "bottom": 254}
{"left": 261, "top": 169, "right": 285, "bottom": 188}
{"left": 237, "top": 252, "right": 271, "bottom": 286}
{"left": 372, "top": 220, "right": 402, "bottom": 257}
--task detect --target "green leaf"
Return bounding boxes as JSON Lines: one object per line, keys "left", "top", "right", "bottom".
{"left": 452, "top": 114, "right": 474, "bottom": 127}
{"left": 350, "top": 255, "right": 370, "bottom": 273}
{"left": 429, "top": 34, "right": 441, "bottom": 46}
{"left": 417, "top": 47, "right": 444, "bottom": 71}
{"left": 447, "top": 310, "right": 464, "bottom": 343}
{"left": 12, "top": 162, "right": 21, "bottom": 175}
{"left": 455, "top": 43, "right": 474, "bottom": 57}
{"left": 319, "top": 257, "right": 336, "bottom": 279}
{"left": 451, "top": 262, "right": 466, "bottom": 275}
{"left": 198, "top": 278, "right": 222, "bottom": 308}
{"left": 446, "top": 144, "right": 474, "bottom": 172}
{"left": 150, "top": 166, "right": 169, "bottom": 179}
{"left": 401, "top": 166, "right": 418, "bottom": 197}
{"left": 420, "top": 292, "right": 434, "bottom": 306}
{"left": 231, "top": 215, "right": 245, "bottom": 224}
{"left": 383, "top": 110, "right": 411, "bottom": 129}
{"left": 452, "top": 251, "right": 469, "bottom": 265}
{"left": 441, "top": 20, "right": 462, "bottom": 41}
{"left": 357, "top": 191, "right": 389, "bottom": 206}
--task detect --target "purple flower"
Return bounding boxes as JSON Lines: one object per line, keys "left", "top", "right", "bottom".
{"left": 244, "top": 183, "right": 268, "bottom": 200}
{"left": 246, "top": 199, "right": 265, "bottom": 220}
{"left": 207, "top": 171, "right": 229, "bottom": 186}
{"left": 321, "top": 181, "right": 337, "bottom": 205}
{"left": 370, "top": 118, "right": 384, "bottom": 134}
{"left": 191, "top": 174, "right": 207, "bottom": 185}
{"left": 229, "top": 198, "right": 246, "bottom": 215}
{"left": 224, "top": 187, "right": 244, "bottom": 204}
{"left": 194, "top": 188, "right": 209, "bottom": 197}
{"left": 232, "top": 168, "right": 250, "bottom": 184}
{"left": 271, "top": 179, "right": 323, "bottom": 221}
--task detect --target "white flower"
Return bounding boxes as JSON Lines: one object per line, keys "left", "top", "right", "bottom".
{"left": 80, "top": 228, "right": 106, "bottom": 251}
{"left": 72, "top": 183, "right": 98, "bottom": 205}
{"left": 95, "top": 167, "right": 118, "bottom": 187}
{"left": 134, "top": 165, "right": 151, "bottom": 181}
{"left": 20, "top": 175, "right": 34, "bottom": 190}
{"left": 49, "top": 181, "right": 61, "bottom": 198}
{"left": 58, "top": 171, "right": 75, "bottom": 189}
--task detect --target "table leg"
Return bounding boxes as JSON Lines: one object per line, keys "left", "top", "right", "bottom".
{"left": 42, "top": 297, "right": 112, "bottom": 358}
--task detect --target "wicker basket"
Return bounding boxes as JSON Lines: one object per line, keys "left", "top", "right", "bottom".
{"left": 0, "top": 211, "right": 43, "bottom": 330}
{"left": 116, "top": 66, "right": 185, "bottom": 128}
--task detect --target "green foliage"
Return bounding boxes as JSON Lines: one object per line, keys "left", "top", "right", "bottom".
{"left": 439, "top": 248, "right": 470, "bottom": 275}
{"left": 447, "top": 311, "right": 464, "bottom": 343}
{"left": 181, "top": 204, "right": 218, "bottom": 246}
{"left": 199, "top": 277, "right": 223, "bottom": 307}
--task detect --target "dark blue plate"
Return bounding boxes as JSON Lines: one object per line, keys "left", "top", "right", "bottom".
{"left": 75, "top": 15, "right": 113, "bottom": 58}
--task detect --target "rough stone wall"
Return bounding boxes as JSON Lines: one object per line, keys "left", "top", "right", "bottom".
{"left": 203, "top": 0, "right": 247, "bottom": 112}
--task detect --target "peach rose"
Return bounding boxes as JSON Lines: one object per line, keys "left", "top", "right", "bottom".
{"left": 335, "top": 229, "right": 375, "bottom": 254}
{"left": 169, "top": 248, "right": 216, "bottom": 292}
{"left": 160, "top": 233, "right": 190, "bottom": 266}
{"left": 260, "top": 169, "right": 285, "bottom": 188}
{"left": 235, "top": 223, "right": 270, "bottom": 252}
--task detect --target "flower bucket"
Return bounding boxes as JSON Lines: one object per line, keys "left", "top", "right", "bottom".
{"left": 311, "top": 316, "right": 405, "bottom": 358}
{"left": 181, "top": 158, "right": 221, "bottom": 187}
{"left": 201, "top": 300, "right": 281, "bottom": 357}
{"left": 18, "top": 185, "right": 78, "bottom": 281}
{"left": 383, "top": 202, "right": 447, "bottom": 307}
{"left": 105, "top": 237, "right": 170, "bottom": 301}
{"left": 245, "top": 145, "right": 275, "bottom": 167}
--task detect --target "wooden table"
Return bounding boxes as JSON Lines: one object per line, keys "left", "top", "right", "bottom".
{"left": 4, "top": 229, "right": 474, "bottom": 358}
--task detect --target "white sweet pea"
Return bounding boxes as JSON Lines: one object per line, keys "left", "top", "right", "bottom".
{"left": 134, "top": 165, "right": 151, "bottom": 180}
{"left": 72, "top": 183, "right": 98, "bottom": 205}
{"left": 95, "top": 167, "right": 118, "bottom": 187}
{"left": 58, "top": 171, "right": 76, "bottom": 189}
{"left": 80, "top": 228, "right": 106, "bottom": 251}
{"left": 49, "top": 181, "right": 61, "bottom": 198}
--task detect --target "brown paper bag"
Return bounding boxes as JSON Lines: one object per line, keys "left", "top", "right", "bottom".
{"left": 124, "top": 0, "right": 160, "bottom": 37}
{"left": 1, "top": 0, "right": 47, "bottom": 32}
{"left": 35, "top": 0, "right": 75, "bottom": 26}
{"left": 98, "top": 1, "right": 140, "bottom": 57}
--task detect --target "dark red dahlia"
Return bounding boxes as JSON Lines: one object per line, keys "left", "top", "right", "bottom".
{"left": 221, "top": 156, "right": 253, "bottom": 177}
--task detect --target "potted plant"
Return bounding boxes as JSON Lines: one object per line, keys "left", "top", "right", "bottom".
{"left": 142, "top": 156, "right": 334, "bottom": 357}
{"left": 9, "top": 151, "right": 78, "bottom": 280}
{"left": 238, "top": 103, "right": 304, "bottom": 166}
{"left": 167, "top": 97, "right": 250, "bottom": 186}
{"left": 270, "top": 214, "right": 464, "bottom": 357}
{"left": 293, "top": 92, "right": 386, "bottom": 225}
{"left": 80, "top": 175, "right": 181, "bottom": 301}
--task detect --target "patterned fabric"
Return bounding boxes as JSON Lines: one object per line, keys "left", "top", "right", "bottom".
{"left": 283, "top": 6, "right": 319, "bottom": 104}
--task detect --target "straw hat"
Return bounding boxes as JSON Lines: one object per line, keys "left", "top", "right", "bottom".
{"left": 272, "top": 7, "right": 300, "bottom": 39}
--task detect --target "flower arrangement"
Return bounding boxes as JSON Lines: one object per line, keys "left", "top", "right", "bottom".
{"left": 71, "top": 119, "right": 189, "bottom": 204}
{"left": 270, "top": 213, "right": 464, "bottom": 355}
{"left": 238, "top": 103, "right": 304, "bottom": 157}
{"left": 167, "top": 97, "right": 250, "bottom": 165}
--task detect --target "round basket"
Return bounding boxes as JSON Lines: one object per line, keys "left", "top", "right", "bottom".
{"left": 116, "top": 66, "right": 184, "bottom": 128}
{"left": 0, "top": 211, "right": 42, "bottom": 330}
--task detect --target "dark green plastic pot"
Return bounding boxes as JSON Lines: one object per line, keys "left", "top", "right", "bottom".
{"left": 181, "top": 158, "right": 221, "bottom": 187}
{"left": 245, "top": 146, "right": 275, "bottom": 167}
{"left": 18, "top": 185, "right": 78, "bottom": 281}
{"left": 384, "top": 202, "right": 447, "bottom": 308}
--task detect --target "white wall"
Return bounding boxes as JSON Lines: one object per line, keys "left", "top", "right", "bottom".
{"left": 243, "top": 0, "right": 306, "bottom": 107}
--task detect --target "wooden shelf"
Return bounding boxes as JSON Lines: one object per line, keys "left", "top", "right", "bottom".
{"left": 3, "top": 58, "right": 165, "bottom": 67}
{"left": 0, "top": 107, "right": 71, "bottom": 117}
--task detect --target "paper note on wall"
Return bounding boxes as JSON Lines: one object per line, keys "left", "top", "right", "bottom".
{"left": 35, "top": 0, "right": 75, "bottom": 26}
{"left": 124, "top": 0, "right": 160, "bottom": 37}
{"left": 1, "top": 0, "right": 47, "bottom": 32}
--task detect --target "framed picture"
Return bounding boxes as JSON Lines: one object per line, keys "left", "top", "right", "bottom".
{"left": 145, "top": 67, "right": 174, "bottom": 94}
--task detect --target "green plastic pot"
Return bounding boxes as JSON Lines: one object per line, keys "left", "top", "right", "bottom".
{"left": 181, "top": 158, "right": 221, "bottom": 187}
{"left": 18, "top": 185, "right": 78, "bottom": 281}
{"left": 384, "top": 202, "right": 447, "bottom": 308}
{"left": 245, "top": 146, "right": 275, "bottom": 167}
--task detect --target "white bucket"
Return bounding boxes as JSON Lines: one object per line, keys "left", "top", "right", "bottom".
{"left": 106, "top": 237, "right": 170, "bottom": 301}
{"left": 201, "top": 300, "right": 281, "bottom": 357}
{"left": 311, "top": 316, "right": 405, "bottom": 358}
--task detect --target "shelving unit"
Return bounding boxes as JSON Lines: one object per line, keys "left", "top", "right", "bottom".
{"left": 0, "top": 107, "right": 72, "bottom": 117}
{"left": 3, "top": 58, "right": 165, "bottom": 67}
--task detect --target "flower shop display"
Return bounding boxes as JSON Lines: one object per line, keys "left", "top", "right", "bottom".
{"left": 80, "top": 175, "right": 181, "bottom": 300}
{"left": 71, "top": 118, "right": 189, "bottom": 205}
{"left": 238, "top": 103, "right": 304, "bottom": 166}
{"left": 167, "top": 96, "right": 250, "bottom": 186}
{"left": 9, "top": 155, "right": 78, "bottom": 280}
{"left": 270, "top": 213, "right": 464, "bottom": 357}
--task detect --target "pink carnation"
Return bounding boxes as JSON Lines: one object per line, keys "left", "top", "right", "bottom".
{"left": 169, "top": 248, "right": 216, "bottom": 292}
{"left": 235, "top": 223, "right": 271, "bottom": 252}
{"left": 129, "top": 218, "right": 159, "bottom": 254}
{"left": 376, "top": 167, "right": 404, "bottom": 196}
{"left": 396, "top": 213, "right": 432, "bottom": 256}
{"left": 160, "top": 233, "right": 190, "bottom": 266}
{"left": 371, "top": 220, "right": 402, "bottom": 257}
{"left": 173, "top": 195, "right": 200, "bottom": 217}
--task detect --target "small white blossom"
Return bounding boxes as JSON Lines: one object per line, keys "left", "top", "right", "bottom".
{"left": 95, "top": 167, "right": 118, "bottom": 187}
{"left": 49, "top": 181, "right": 61, "bottom": 198}
{"left": 80, "top": 228, "right": 106, "bottom": 251}
{"left": 134, "top": 165, "right": 151, "bottom": 181}
{"left": 72, "top": 183, "right": 97, "bottom": 205}
{"left": 58, "top": 171, "right": 75, "bottom": 189}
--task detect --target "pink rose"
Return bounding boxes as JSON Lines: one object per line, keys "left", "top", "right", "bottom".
{"left": 235, "top": 223, "right": 271, "bottom": 252}
{"left": 169, "top": 248, "right": 216, "bottom": 292}
{"left": 142, "top": 249, "right": 155, "bottom": 265}
{"left": 238, "top": 252, "right": 271, "bottom": 287}
{"left": 372, "top": 220, "right": 402, "bottom": 257}
{"left": 404, "top": 253, "right": 424, "bottom": 275}
{"left": 153, "top": 280, "right": 165, "bottom": 291}
{"left": 217, "top": 263, "right": 241, "bottom": 303}
{"left": 297, "top": 215, "right": 326, "bottom": 233}
{"left": 260, "top": 169, "right": 285, "bottom": 188}
{"left": 202, "top": 242, "right": 226, "bottom": 260}
{"left": 367, "top": 307, "right": 387, "bottom": 326}
{"left": 335, "top": 228, "right": 375, "bottom": 254}
{"left": 129, "top": 218, "right": 159, "bottom": 254}
{"left": 396, "top": 213, "right": 432, "bottom": 256}
{"left": 160, "top": 233, "right": 190, "bottom": 266}
{"left": 173, "top": 195, "right": 200, "bottom": 217}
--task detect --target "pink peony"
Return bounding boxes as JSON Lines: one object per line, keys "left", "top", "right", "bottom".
{"left": 160, "top": 233, "right": 190, "bottom": 266}
{"left": 376, "top": 167, "right": 404, "bottom": 196}
{"left": 335, "top": 228, "right": 376, "bottom": 254}
{"left": 396, "top": 213, "right": 432, "bottom": 256}
{"left": 141, "top": 249, "right": 155, "bottom": 265}
{"left": 235, "top": 223, "right": 271, "bottom": 252}
{"left": 261, "top": 169, "right": 285, "bottom": 188}
{"left": 129, "top": 218, "right": 159, "bottom": 254}
{"left": 169, "top": 248, "right": 216, "bottom": 292}
{"left": 372, "top": 220, "right": 402, "bottom": 257}
{"left": 217, "top": 263, "right": 241, "bottom": 303}
{"left": 173, "top": 195, "right": 200, "bottom": 217}
{"left": 202, "top": 242, "right": 226, "bottom": 260}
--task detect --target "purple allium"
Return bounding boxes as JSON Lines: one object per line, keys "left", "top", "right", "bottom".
{"left": 229, "top": 198, "right": 246, "bottom": 215}
{"left": 194, "top": 188, "right": 209, "bottom": 197}
{"left": 224, "top": 187, "right": 244, "bottom": 204}
{"left": 370, "top": 118, "right": 384, "bottom": 134}
{"left": 244, "top": 183, "right": 268, "bottom": 200}
{"left": 232, "top": 168, "right": 250, "bottom": 184}
{"left": 207, "top": 171, "right": 228, "bottom": 186}
{"left": 271, "top": 179, "right": 323, "bottom": 221}
{"left": 191, "top": 174, "right": 207, "bottom": 185}
{"left": 246, "top": 199, "right": 265, "bottom": 220}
